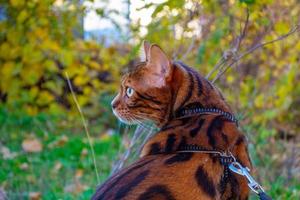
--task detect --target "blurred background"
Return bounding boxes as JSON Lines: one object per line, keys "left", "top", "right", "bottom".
{"left": 0, "top": 0, "right": 299, "bottom": 199}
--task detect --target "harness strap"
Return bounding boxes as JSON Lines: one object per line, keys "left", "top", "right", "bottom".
{"left": 177, "top": 144, "right": 235, "bottom": 195}
{"left": 219, "top": 165, "right": 229, "bottom": 194}
{"left": 176, "top": 144, "right": 272, "bottom": 200}
{"left": 175, "top": 107, "right": 239, "bottom": 126}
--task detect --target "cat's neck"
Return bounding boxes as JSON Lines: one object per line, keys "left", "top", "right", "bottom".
{"left": 169, "top": 61, "right": 232, "bottom": 119}
{"left": 141, "top": 114, "right": 242, "bottom": 157}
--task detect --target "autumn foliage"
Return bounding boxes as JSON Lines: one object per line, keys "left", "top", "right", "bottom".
{"left": 0, "top": 0, "right": 299, "bottom": 199}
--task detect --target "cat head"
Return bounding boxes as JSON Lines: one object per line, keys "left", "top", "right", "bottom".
{"left": 111, "top": 41, "right": 173, "bottom": 126}
{"left": 111, "top": 41, "right": 231, "bottom": 127}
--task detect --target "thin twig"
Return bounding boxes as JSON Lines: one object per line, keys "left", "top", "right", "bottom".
{"left": 181, "top": 36, "right": 196, "bottom": 60}
{"left": 65, "top": 72, "right": 100, "bottom": 183}
{"left": 206, "top": 8, "right": 250, "bottom": 79}
{"left": 205, "top": 57, "right": 226, "bottom": 79}
{"left": 235, "top": 8, "right": 250, "bottom": 51}
{"left": 212, "top": 24, "right": 300, "bottom": 82}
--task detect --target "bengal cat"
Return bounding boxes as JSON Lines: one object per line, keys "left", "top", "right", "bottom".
{"left": 92, "top": 41, "right": 252, "bottom": 200}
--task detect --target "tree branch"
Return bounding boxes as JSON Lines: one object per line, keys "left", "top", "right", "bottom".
{"left": 206, "top": 8, "right": 249, "bottom": 79}
{"left": 212, "top": 24, "right": 300, "bottom": 83}
{"left": 181, "top": 35, "right": 196, "bottom": 60}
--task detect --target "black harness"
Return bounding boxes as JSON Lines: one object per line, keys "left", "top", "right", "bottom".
{"left": 173, "top": 107, "right": 272, "bottom": 200}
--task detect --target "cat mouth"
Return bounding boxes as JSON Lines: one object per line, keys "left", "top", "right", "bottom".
{"left": 112, "top": 109, "right": 139, "bottom": 125}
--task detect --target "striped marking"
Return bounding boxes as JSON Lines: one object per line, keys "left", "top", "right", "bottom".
{"left": 190, "top": 118, "right": 205, "bottom": 137}
{"left": 165, "top": 134, "right": 176, "bottom": 153}
{"left": 235, "top": 135, "right": 245, "bottom": 146}
{"left": 219, "top": 166, "right": 229, "bottom": 195}
{"left": 92, "top": 159, "right": 154, "bottom": 200}
{"left": 206, "top": 116, "right": 224, "bottom": 148}
{"left": 195, "top": 166, "right": 216, "bottom": 198}
{"left": 138, "top": 185, "right": 175, "bottom": 200}
{"left": 160, "top": 118, "right": 190, "bottom": 131}
{"left": 220, "top": 132, "right": 229, "bottom": 145}
{"left": 228, "top": 172, "right": 239, "bottom": 199}
{"left": 195, "top": 74, "right": 203, "bottom": 96}
{"left": 115, "top": 170, "right": 150, "bottom": 199}
{"left": 165, "top": 153, "right": 193, "bottom": 165}
{"left": 135, "top": 91, "right": 163, "bottom": 105}
{"left": 127, "top": 103, "right": 161, "bottom": 112}
{"left": 177, "top": 136, "right": 187, "bottom": 150}
{"left": 177, "top": 61, "right": 203, "bottom": 96}
{"left": 177, "top": 67, "right": 194, "bottom": 109}
{"left": 149, "top": 143, "right": 161, "bottom": 155}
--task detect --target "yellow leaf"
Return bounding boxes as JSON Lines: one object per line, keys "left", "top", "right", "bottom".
{"left": 77, "top": 95, "right": 89, "bottom": 106}
{"left": 226, "top": 75, "right": 234, "bottom": 84}
{"left": 0, "top": 43, "right": 10, "bottom": 59}
{"left": 10, "top": 0, "right": 25, "bottom": 7}
{"left": 89, "top": 61, "right": 101, "bottom": 70}
{"left": 29, "top": 86, "right": 39, "bottom": 99}
{"left": 36, "top": 91, "right": 54, "bottom": 106}
{"left": 24, "top": 105, "right": 38, "bottom": 116}
{"left": 44, "top": 60, "right": 58, "bottom": 72}
{"left": 74, "top": 75, "right": 89, "bottom": 86}
{"left": 17, "top": 10, "right": 28, "bottom": 23}
{"left": 20, "top": 65, "right": 43, "bottom": 85}
{"left": 274, "top": 22, "right": 290, "bottom": 35}
{"left": 254, "top": 94, "right": 264, "bottom": 108}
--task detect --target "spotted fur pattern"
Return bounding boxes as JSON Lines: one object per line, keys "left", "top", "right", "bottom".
{"left": 92, "top": 42, "right": 252, "bottom": 200}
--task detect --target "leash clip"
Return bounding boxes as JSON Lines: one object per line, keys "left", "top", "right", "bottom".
{"left": 229, "top": 161, "right": 264, "bottom": 194}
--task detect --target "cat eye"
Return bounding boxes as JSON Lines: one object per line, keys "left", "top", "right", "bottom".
{"left": 126, "top": 87, "right": 134, "bottom": 97}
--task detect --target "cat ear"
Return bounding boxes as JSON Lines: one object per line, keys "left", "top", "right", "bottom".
{"left": 147, "top": 44, "right": 172, "bottom": 82}
{"left": 140, "top": 40, "right": 151, "bottom": 62}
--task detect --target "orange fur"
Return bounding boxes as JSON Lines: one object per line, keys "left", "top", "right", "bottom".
{"left": 93, "top": 42, "right": 251, "bottom": 200}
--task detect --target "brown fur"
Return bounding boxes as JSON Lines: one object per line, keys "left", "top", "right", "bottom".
{"left": 92, "top": 42, "right": 252, "bottom": 200}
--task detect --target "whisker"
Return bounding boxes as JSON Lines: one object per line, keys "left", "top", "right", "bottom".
{"left": 111, "top": 112, "right": 160, "bottom": 175}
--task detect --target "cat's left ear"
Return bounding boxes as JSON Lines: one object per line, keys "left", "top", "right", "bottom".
{"left": 140, "top": 40, "right": 151, "bottom": 62}
{"left": 147, "top": 44, "right": 172, "bottom": 82}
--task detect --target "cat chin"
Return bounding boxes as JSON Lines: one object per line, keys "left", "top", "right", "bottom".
{"left": 117, "top": 117, "right": 137, "bottom": 125}
{"left": 112, "top": 109, "right": 138, "bottom": 125}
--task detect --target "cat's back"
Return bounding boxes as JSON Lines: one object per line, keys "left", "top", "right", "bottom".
{"left": 92, "top": 151, "right": 224, "bottom": 200}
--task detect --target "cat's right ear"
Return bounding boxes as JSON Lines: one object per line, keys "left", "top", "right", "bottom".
{"left": 147, "top": 44, "right": 172, "bottom": 85}
{"left": 140, "top": 40, "right": 151, "bottom": 62}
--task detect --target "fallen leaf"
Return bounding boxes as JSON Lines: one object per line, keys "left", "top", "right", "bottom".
{"left": 48, "top": 135, "right": 69, "bottom": 149}
{"left": 80, "top": 148, "right": 88, "bottom": 157}
{"left": 54, "top": 161, "right": 62, "bottom": 172}
{"left": 75, "top": 169, "right": 83, "bottom": 179}
{"left": 64, "top": 180, "right": 87, "bottom": 194}
{"left": 27, "top": 175, "right": 36, "bottom": 184}
{"left": 20, "top": 163, "right": 29, "bottom": 170}
{"left": 0, "top": 145, "right": 17, "bottom": 159}
{"left": 29, "top": 192, "right": 41, "bottom": 200}
{"left": 22, "top": 139, "right": 43, "bottom": 153}
{"left": 99, "top": 129, "right": 114, "bottom": 141}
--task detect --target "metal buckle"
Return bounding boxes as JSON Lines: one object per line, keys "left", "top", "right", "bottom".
{"left": 229, "top": 161, "right": 265, "bottom": 194}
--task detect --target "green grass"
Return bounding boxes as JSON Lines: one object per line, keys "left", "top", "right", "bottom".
{"left": 0, "top": 107, "right": 122, "bottom": 199}
{"left": 0, "top": 107, "right": 299, "bottom": 199}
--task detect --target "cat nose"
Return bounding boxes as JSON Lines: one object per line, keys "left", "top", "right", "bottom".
{"left": 111, "top": 101, "right": 117, "bottom": 109}
{"left": 111, "top": 96, "right": 119, "bottom": 109}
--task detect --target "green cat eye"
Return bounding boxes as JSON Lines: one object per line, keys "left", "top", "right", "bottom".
{"left": 126, "top": 87, "right": 134, "bottom": 97}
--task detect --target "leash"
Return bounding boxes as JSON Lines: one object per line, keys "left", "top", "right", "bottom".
{"left": 173, "top": 107, "right": 272, "bottom": 199}
{"left": 229, "top": 161, "right": 272, "bottom": 200}
{"left": 177, "top": 145, "right": 272, "bottom": 200}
